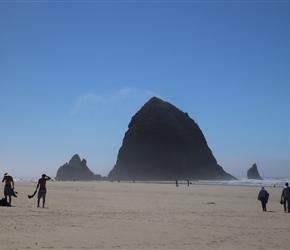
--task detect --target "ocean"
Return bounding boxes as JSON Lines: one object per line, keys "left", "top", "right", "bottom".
{"left": 190, "top": 177, "right": 290, "bottom": 188}
{"left": 14, "top": 177, "right": 290, "bottom": 188}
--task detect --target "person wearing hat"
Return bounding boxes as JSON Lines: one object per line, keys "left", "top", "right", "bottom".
{"left": 281, "top": 182, "right": 290, "bottom": 212}
{"left": 2, "top": 173, "right": 15, "bottom": 205}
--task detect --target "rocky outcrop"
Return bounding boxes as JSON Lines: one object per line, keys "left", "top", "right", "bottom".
{"left": 247, "top": 163, "right": 263, "bottom": 180}
{"left": 55, "top": 154, "right": 95, "bottom": 181}
{"left": 94, "top": 174, "right": 108, "bottom": 181}
{"left": 108, "top": 97, "right": 236, "bottom": 181}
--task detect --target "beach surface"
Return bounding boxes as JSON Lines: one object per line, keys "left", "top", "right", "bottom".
{"left": 1, "top": 181, "right": 289, "bottom": 249}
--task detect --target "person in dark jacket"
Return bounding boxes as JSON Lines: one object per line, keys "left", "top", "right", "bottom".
{"left": 257, "top": 187, "right": 269, "bottom": 212}
{"left": 281, "top": 182, "right": 290, "bottom": 212}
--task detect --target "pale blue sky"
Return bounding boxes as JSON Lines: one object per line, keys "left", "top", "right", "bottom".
{"left": 1, "top": 1, "right": 289, "bottom": 179}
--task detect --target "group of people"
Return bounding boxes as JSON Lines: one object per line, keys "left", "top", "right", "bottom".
{"left": 2, "top": 173, "right": 51, "bottom": 207}
{"left": 3, "top": 172, "right": 290, "bottom": 211}
{"left": 257, "top": 182, "right": 290, "bottom": 212}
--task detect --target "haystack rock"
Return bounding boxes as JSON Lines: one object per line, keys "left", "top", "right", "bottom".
{"left": 55, "top": 154, "right": 95, "bottom": 181}
{"left": 247, "top": 163, "right": 263, "bottom": 180}
{"left": 108, "top": 97, "right": 236, "bottom": 181}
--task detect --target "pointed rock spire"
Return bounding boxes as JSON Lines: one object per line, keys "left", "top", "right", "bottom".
{"left": 247, "top": 163, "right": 263, "bottom": 180}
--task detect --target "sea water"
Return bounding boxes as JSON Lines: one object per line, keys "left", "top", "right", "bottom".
{"left": 13, "top": 177, "right": 290, "bottom": 188}
{"left": 191, "top": 177, "right": 290, "bottom": 188}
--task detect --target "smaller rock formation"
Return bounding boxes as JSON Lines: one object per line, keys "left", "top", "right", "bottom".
{"left": 94, "top": 174, "right": 107, "bottom": 181}
{"left": 247, "top": 163, "right": 263, "bottom": 180}
{"left": 55, "top": 154, "right": 95, "bottom": 181}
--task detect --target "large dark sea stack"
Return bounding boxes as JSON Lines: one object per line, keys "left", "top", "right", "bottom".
{"left": 108, "top": 97, "right": 236, "bottom": 181}
{"left": 55, "top": 154, "right": 95, "bottom": 181}
{"left": 247, "top": 163, "right": 263, "bottom": 180}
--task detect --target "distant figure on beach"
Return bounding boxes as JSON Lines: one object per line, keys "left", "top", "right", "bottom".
{"left": 187, "top": 180, "right": 190, "bottom": 186}
{"left": 2, "top": 173, "right": 14, "bottom": 205}
{"left": 257, "top": 187, "right": 269, "bottom": 212}
{"left": 36, "top": 174, "right": 51, "bottom": 208}
{"left": 176, "top": 180, "right": 179, "bottom": 187}
{"left": 281, "top": 182, "right": 290, "bottom": 212}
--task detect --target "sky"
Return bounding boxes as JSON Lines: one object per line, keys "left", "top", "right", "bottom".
{"left": 1, "top": 0, "right": 289, "bottom": 179}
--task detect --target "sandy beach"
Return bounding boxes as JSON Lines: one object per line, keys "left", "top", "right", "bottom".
{"left": 1, "top": 181, "right": 289, "bottom": 249}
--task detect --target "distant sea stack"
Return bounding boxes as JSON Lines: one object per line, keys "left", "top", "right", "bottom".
{"left": 108, "top": 97, "right": 236, "bottom": 181}
{"left": 247, "top": 163, "right": 263, "bottom": 180}
{"left": 55, "top": 154, "right": 95, "bottom": 181}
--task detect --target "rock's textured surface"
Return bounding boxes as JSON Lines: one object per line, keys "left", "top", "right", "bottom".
{"left": 108, "top": 97, "right": 236, "bottom": 181}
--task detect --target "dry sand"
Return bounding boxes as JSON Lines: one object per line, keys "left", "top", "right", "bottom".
{"left": 1, "top": 181, "right": 289, "bottom": 249}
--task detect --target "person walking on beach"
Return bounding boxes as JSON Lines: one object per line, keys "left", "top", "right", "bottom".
{"left": 281, "top": 182, "right": 290, "bottom": 212}
{"left": 2, "top": 173, "right": 14, "bottom": 205}
{"left": 257, "top": 187, "right": 269, "bottom": 212}
{"left": 36, "top": 174, "right": 51, "bottom": 208}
